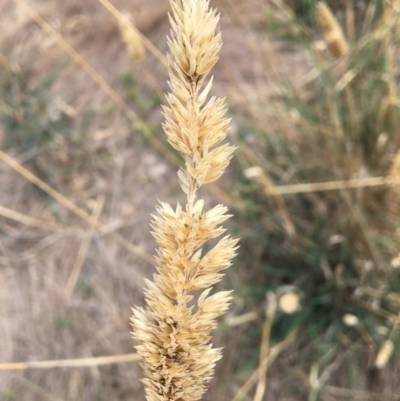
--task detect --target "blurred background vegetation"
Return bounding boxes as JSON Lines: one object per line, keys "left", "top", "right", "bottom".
{"left": 0, "top": 0, "right": 399, "bottom": 400}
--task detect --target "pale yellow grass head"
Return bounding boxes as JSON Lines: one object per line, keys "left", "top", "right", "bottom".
{"left": 119, "top": 13, "right": 145, "bottom": 62}
{"left": 131, "top": 1, "right": 238, "bottom": 400}
{"left": 316, "top": 2, "right": 349, "bottom": 58}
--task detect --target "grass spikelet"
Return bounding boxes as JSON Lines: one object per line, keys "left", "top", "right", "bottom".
{"left": 131, "top": 1, "right": 238, "bottom": 400}
{"left": 119, "top": 13, "right": 145, "bottom": 62}
{"left": 316, "top": 2, "right": 349, "bottom": 58}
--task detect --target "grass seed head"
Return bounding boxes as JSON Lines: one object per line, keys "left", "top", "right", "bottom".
{"left": 316, "top": 2, "right": 349, "bottom": 58}
{"left": 278, "top": 292, "right": 300, "bottom": 314}
{"left": 131, "top": 1, "right": 238, "bottom": 400}
{"left": 375, "top": 340, "right": 394, "bottom": 369}
{"left": 119, "top": 14, "right": 145, "bottom": 62}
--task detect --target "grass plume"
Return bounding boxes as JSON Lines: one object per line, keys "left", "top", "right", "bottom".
{"left": 316, "top": 2, "right": 349, "bottom": 58}
{"left": 131, "top": 1, "right": 238, "bottom": 400}
{"left": 119, "top": 13, "right": 145, "bottom": 62}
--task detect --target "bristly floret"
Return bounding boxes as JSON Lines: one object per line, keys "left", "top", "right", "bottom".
{"left": 131, "top": 1, "right": 238, "bottom": 400}
{"left": 162, "top": 0, "right": 236, "bottom": 196}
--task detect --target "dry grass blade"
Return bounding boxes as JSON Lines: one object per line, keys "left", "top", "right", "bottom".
{"left": 264, "top": 175, "right": 400, "bottom": 196}
{"left": 65, "top": 197, "right": 105, "bottom": 298}
{"left": 344, "top": 0, "right": 355, "bottom": 43}
{"left": 231, "top": 329, "right": 298, "bottom": 401}
{"left": 263, "top": 191, "right": 296, "bottom": 238}
{"left": 0, "top": 203, "right": 73, "bottom": 233}
{"left": 245, "top": 167, "right": 296, "bottom": 238}
{"left": 0, "top": 353, "right": 141, "bottom": 371}
{"left": 11, "top": 0, "right": 179, "bottom": 166}
{"left": 253, "top": 294, "right": 276, "bottom": 401}
{"left": 325, "top": 386, "right": 400, "bottom": 400}
{"left": 0, "top": 149, "right": 153, "bottom": 264}
{"left": 225, "top": 312, "right": 258, "bottom": 327}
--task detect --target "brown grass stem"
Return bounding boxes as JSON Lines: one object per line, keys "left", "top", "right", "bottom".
{"left": 225, "top": 312, "right": 258, "bottom": 327}
{"left": 65, "top": 197, "right": 105, "bottom": 298}
{"left": 0, "top": 353, "right": 140, "bottom": 371}
{"left": 344, "top": 0, "right": 355, "bottom": 43}
{"left": 325, "top": 386, "right": 400, "bottom": 400}
{"left": 259, "top": 173, "right": 296, "bottom": 238}
{"left": 0, "top": 204, "right": 77, "bottom": 234}
{"left": 231, "top": 329, "right": 298, "bottom": 401}
{"left": 253, "top": 294, "right": 276, "bottom": 401}
{"left": 262, "top": 175, "right": 400, "bottom": 196}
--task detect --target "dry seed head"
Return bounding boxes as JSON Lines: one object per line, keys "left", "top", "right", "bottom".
{"left": 244, "top": 166, "right": 263, "bottom": 179}
{"left": 162, "top": 0, "right": 236, "bottom": 197}
{"left": 391, "top": 254, "right": 400, "bottom": 268}
{"left": 375, "top": 340, "right": 394, "bottom": 369}
{"left": 316, "top": 2, "right": 349, "bottom": 58}
{"left": 342, "top": 314, "right": 359, "bottom": 327}
{"left": 278, "top": 292, "right": 300, "bottom": 314}
{"left": 131, "top": 1, "right": 238, "bottom": 400}
{"left": 119, "top": 14, "right": 145, "bottom": 62}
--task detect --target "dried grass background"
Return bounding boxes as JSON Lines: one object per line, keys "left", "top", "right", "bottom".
{"left": 1, "top": 1, "right": 399, "bottom": 401}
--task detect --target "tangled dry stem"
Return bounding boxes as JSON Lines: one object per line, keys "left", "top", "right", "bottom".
{"left": 131, "top": 1, "right": 238, "bottom": 400}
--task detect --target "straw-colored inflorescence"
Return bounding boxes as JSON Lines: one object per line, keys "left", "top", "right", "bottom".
{"left": 119, "top": 13, "right": 145, "bottom": 62}
{"left": 316, "top": 2, "right": 349, "bottom": 58}
{"left": 131, "top": 1, "right": 238, "bottom": 401}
